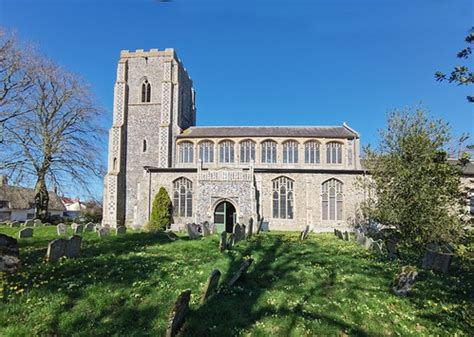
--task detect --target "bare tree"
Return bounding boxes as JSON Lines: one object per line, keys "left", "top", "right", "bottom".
{"left": 0, "top": 43, "right": 105, "bottom": 220}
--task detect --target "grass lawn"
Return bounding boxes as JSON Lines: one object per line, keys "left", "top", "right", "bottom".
{"left": 0, "top": 226, "right": 472, "bottom": 336}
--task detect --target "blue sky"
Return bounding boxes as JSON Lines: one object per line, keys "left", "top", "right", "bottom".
{"left": 1, "top": 0, "right": 473, "bottom": 198}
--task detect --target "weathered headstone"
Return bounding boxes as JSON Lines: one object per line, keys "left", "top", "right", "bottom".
{"left": 74, "top": 224, "right": 84, "bottom": 234}
{"left": 336, "top": 229, "right": 344, "bottom": 240}
{"left": 18, "top": 227, "right": 33, "bottom": 238}
{"left": 219, "top": 231, "right": 227, "bottom": 252}
{"left": 24, "top": 219, "right": 34, "bottom": 227}
{"left": 364, "top": 237, "right": 374, "bottom": 250}
{"left": 201, "top": 222, "right": 211, "bottom": 236}
{"left": 71, "top": 223, "right": 79, "bottom": 231}
{"left": 228, "top": 258, "right": 254, "bottom": 287}
{"left": 200, "top": 269, "right": 221, "bottom": 304}
{"left": 186, "top": 223, "right": 200, "bottom": 239}
{"left": 261, "top": 221, "right": 269, "bottom": 232}
{"left": 334, "top": 228, "right": 337, "bottom": 236}
{"left": 98, "top": 227, "right": 110, "bottom": 238}
{"left": 391, "top": 266, "right": 418, "bottom": 297}
{"left": 343, "top": 231, "right": 350, "bottom": 241}
{"left": 356, "top": 232, "right": 366, "bottom": 246}
{"left": 421, "top": 244, "right": 452, "bottom": 274}
{"left": 247, "top": 218, "right": 253, "bottom": 239}
{"left": 386, "top": 241, "right": 400, "bottom": 260}
{"left": 233, "top": 223, "right": 242, "bottom": 243}
{"left": 46, "top": 238, "right": 68, "bottom": 262}
{"left": 43, "top": 222, "right": 51, "bottom": 226}
{"left": 65, "top": 235, "right": 82, "bottom": 258}
{"left": 241, "top": 224, "right": 246, "bottom": 240}
{"left": 94, "top": 224, "right": 102, "bottom": 232}
{"left": 300, "top": 225, "right": 310, "bottom": 241}
{"left": 10, "top": 221, "right": 20, "bottom": 228}
{"left": 256, "top": 217, "right": 264, "bottom": 235}
{"left": 227, "top": 233, "right": 235, "bottom": 248}
{"left": 116, "top": 226, "right": 127, "bottom": 235}
{"left": 84, "top": 222, "right": 94, "bottom": 232}
{"left": 210, "top": 223, "right": 218, "bottom": 234}
{"left": 33, "top": 219, "right": 42, "bottom": 226}
{"left": 165, "top": 289, "right": 191, "bottom": 337}
{"left": 57, "top": 223, "right": 67, "bottom": 236}
{"left": 0, "top": 234, "right": 20, "bottom": 273}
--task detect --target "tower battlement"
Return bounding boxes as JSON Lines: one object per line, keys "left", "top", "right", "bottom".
{"left": 120, "top": 48, "right": 176, "bottom": 59}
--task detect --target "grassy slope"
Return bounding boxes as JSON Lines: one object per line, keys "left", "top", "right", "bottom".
{"left": 0, "top": 226, "right": 472, "bottom": 336}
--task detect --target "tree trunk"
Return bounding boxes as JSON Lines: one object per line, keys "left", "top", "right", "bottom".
{"left": 34, "top": 173, "right": 49, "bottom": 221}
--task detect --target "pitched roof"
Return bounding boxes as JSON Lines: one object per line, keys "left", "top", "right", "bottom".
{"left": 0, "top": 186, "right": 66, "bottom": 211}
{"left": 177, "top": 125, "right": 358, "bottom": 139}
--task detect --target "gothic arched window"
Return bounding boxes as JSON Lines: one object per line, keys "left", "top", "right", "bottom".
{"left": 272, "top": 176, "right": 294, "bottom": 219}
{"left": 219, "top": 140, "right": 235, "bottom": 163}
{"left": 283, "top": 141, "right": 299, "bottom": 164}
{"left": 326, "top": 142, "right": 343, "bottom": 164}
{"left": 173, "top": 178, "right": 193, "bottom": 217}
{"left": 304, "top": 141, "right": 320, "bottom": 164}
{"left": 240, "top": 140, "right": 256, "bottom": 163}
{"left": 141, "top": 80, "right": 151, "bottom": 103}
{"left": 199, "top": 141, "right": 214, "bottom": 163}
{"left": 179, "top": 142, "right": 194, "bottom": 163}
{"left": 261, "top": 140, "right": 277, "bottom": 163}
{"left": 322, "top": 179, "right": 343, "bottom": 221}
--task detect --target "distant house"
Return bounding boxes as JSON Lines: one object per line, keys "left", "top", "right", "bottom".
{"left": 0, "top": 176, "right": 66, "bottom": 222}
{"left": 62, "top": 197, "right": 87, "bottom": 220}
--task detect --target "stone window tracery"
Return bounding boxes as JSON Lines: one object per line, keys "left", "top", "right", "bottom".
{"left": 173, "top": 178, "right": 193, "bottom": 217}
{"left": 261, "top": 140, "right": 277, "bottom": 163}
{"left": 219, "top": 140, "right": 235, "bottom": 163}
{"left": 240, "top": 140, "right": 255, "bottom": 163}
{"left": 199, "top": 141, "right": 214, "bottom": 163}
{"left": 304, "top": 141, "right": 320, "bottom": 164}
{"left": 326, "top": 142, "right": 343, "bottom": 164}
{"left": 272, "top": 176, "right": 294, "bottom": 219}
{"left": 141, "top": 80, "right": 151, "bottom": 103}
{"left": 179, "top": 142, "right": 194, "bottom": 163}
{"left": 322, "top": 179, "right": 343, "bottom": 221}
{"left": 283, "top": 141, "right": 299, "bottom": 164}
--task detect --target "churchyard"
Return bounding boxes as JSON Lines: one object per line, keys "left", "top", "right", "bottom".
{"left": 0, "top": 225, "right": 471, "bottom": 336}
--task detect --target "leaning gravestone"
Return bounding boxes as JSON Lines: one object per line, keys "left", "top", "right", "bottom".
{"left": 24, "top": 219, "right": 34, "bottom": 227}
{"left": 343, "top": 231, "right": 350, "bottom": 241}
{"left": 65, "top": 235, "right": 82, "bottom": 258}
{"left": 200, "top": 269, "right": 221, "bottom": 304}
{"left": 84, "top": 222, "right": 94, "bottom": 232}
{"left": 227, "top": 233, "right": 235, "bottom": 248}
{"left": 356, "top": 232, "right": 366, "bottom": 246}
{"left": 219, "top": 231, "right": 227, "bottom": 252}
{"left": 74, "top": 224, "right": 84, "bottom": 234}
{"left": 185, "top": 223, "right": 200, "bottom": 240}
{"left": 0, "top": 234, "right": 20, "bottom": 273}
{"left": 256, "top": 217, "right": 264, "bottom": 235}
{"left": 234, "top": 223, "right": 243, "bottom": 243}
{"left": 300, "top": 225, "right": 309, "bottom": 241}
{"left": 392, "top": 266, "right": 418, "bottom": 297}
{"left": 336, "top": 230, "right": 344, "bottom": 240}
{"left": 10, "top": 221, "right": 20, "bottom": 228}
{"left": 247, "top": 218, "right": 253, "bottom": 239}
{"left": 364, "top": 237, "right": 374, "bottom": 250}
{"left": 201, "top": 222, "right": 211, "bottom": 236}
{"left": 116, "top": 226, "right": 127, "bottom": 235}
{"left": 241, "top": 225, "right": 246, "bottom": 240}
{"left": 98, "top": 227, "right": 110, "bottom": 238}
{"left": 386, "top": 241, "right": 400, "bottom": 260}
{"left": 228, "top": 258, "right": 254, "bottom": 287}
{"left": 18, "top": 227, "right": 33, "bottom": 238}
{"left": 46, "top": 238, "right": 68, "bottom": 262}
{"left": 166, "top": 289, "right": 191, "bottom": 337}
{"left": 421, "top": 244, "right": 452, "bottom": 274}
{"left": 57, "top": 223, "right": 67, "bottom": 236}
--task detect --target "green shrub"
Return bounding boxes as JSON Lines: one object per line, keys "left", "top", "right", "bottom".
{"left": 145, "top": 187, "right": 172, "bottom": 232}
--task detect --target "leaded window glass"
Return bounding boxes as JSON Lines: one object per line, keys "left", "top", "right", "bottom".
{"left": 326, "top": 142, "right": 343, "bottom": 164}
{"left": 283, "top": 141, "right": 299, "bottom": 163}
{"left": 261, "top": 140, "right": 277, "bottom": 163}
{"left": 322, "top": 179, "right": 343, "bottom": 221}
{"left": 173, "top": 178, "right": 193, "bottom": 217}
{"left": 304, "top": 141, "right": 320, "bottom": 164}
{"left": 272, "top": 177, "right": 294, "bottom": 219}
{"left": 199, "top": 141, "right": 214, "bottom": 163}
{"left": 219, "top": 140, "right": 235, "bottom": 163}
{"left": 240, "top": 140, "right": 255, "bottom": 163}
{"left": 179, "top": 142, "right": 194, "bottom": 163}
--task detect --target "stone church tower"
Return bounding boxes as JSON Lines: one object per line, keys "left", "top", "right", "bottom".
{"left": 102, "top": 49, "right": 196, "bottom": 227}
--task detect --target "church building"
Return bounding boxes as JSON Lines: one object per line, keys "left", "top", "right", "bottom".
{"left": 102, "top": 48, "right": 369, "bottom": 232}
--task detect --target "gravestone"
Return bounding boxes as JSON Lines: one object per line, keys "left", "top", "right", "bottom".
{"left": 200, "top": 269, "right": 221, "bottom": 304}
{"left": 233, "top": 223, "right": 242, "bottom": 243}
{"left": 228, "top": 258, "right": 254, "bottom": 287}
{"left": 386, "top": 241, "right": 400, "bottom": 260}
{"left": 241, "top": 225, "right": 246, "bottom": 240}
{"left": 256, "top": 217, "right": 264, "bottom": 234}
{"left": 116, "top": 226, "right": 127, "bottom": 235}
{"left": 210, "top": 223, "right": 218, "bottom": 234}
{"left": 334, "top": 228, "right": 337, "bottom": 236}
{"left": 185, "top": 223, "right": 200, "bottom": 240}
{"left": 356, "top": 232, "right": 366, "bottom": 246}
{"left": 33, "top": 219, "right": 42, "bottom": 226}
{"left": 421, "top": 244, "right": 452, "bottom": 274}
{"left": 227, "top": 233, "right": 235, "bottom": 248}
{"left": 74, "top": 224, "right": 84, "bottom": 234}
{"left": 57, "top": 223, "right": 67, "bottom": 236}
{"left": 46, "top": 238, "right": 68, "bottom": 262}
{"left": 343, "top": 231, "right": 350, "bottom": 241}
{"left": 43, "top": 222, "right": 51, "bottom": 226}
{"left": 84, "top": 222, "right": 94, "bottom": 232}
{"left": 261, "top": 221, "right": 269, "bottom": 232}
{"left": 219, "top": 231, "right": 227, "bottom": 252}
{"left": 165, "top": 289, "right": 191, "bottom": 337}
{"left": 372, "top": 241, "right": 385, "bottom": 255}
{"left": 71, "top": 223, "right": 79, "bottom": 231}
{"left": 300, "top": 225, "right": 309, "bottom": 241}
{"left": 201, "top": 222, "right": 211, "bottom": 236}
{"left": 66, "top": 235, "right": 82, "bottom": 258}
{"left": 18, "top": 227, "right": 33, "bottom": 238}
{"left": 94, "top": 224, "right": 102, "bottom": 232}
{"left": 98, "top": 227, "right": 110, "bottom": 238}
{"left": 392, "top": 266, "right": 418, "bottom": 297}
{"left": 364, "top": 237, "right": 374, "bottom": 250}
{"left": 247, "top": 218, "right": 253, "bottom": 239}
{"left": 10, "top": 221, "right": 20, "bottom": 228}
{"left": 336, "top": 230, "right": 344, "bottom": 240}
{"left": 0, "top": 234, "right": 20, "bottom": 273}
{"left": 24, "top": 219, "right": 34, "bottom": 227}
